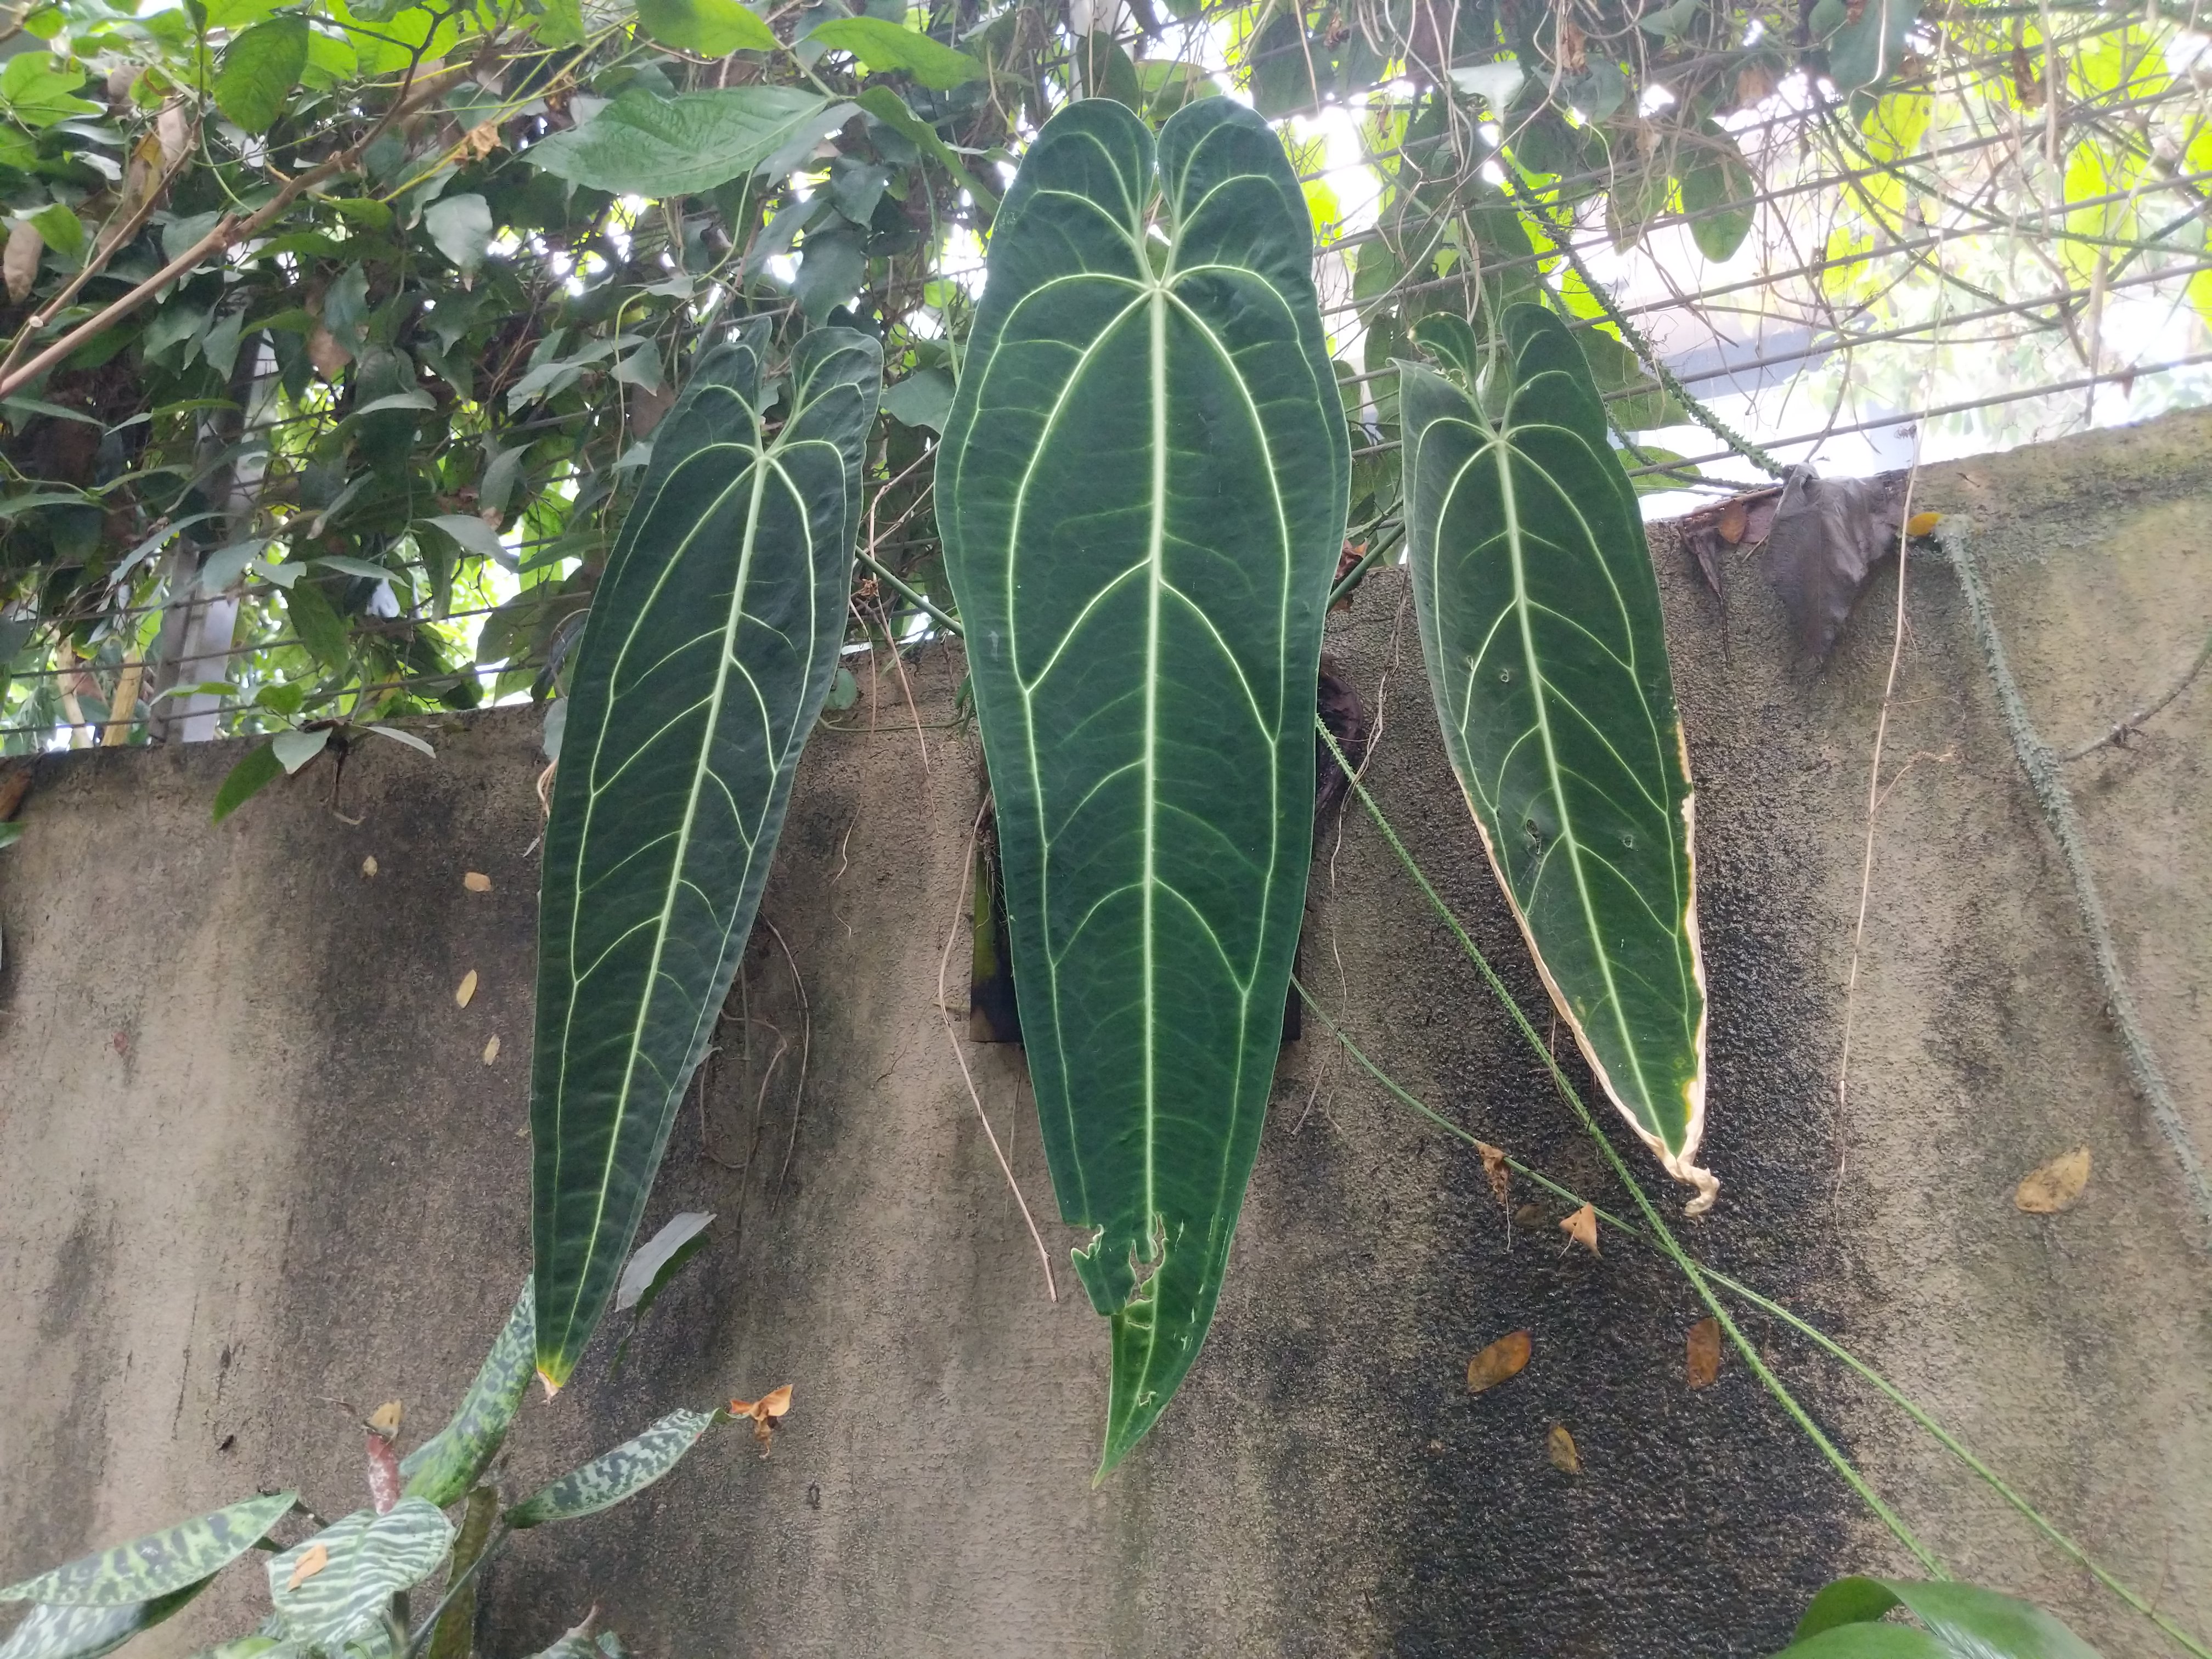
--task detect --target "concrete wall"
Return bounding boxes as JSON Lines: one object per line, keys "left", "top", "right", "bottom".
{"left": 1, "top": 409, "right": 2208, "bottom": 1658}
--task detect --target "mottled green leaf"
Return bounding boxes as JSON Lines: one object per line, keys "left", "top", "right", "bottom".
{"left": 266, "top": 1500, "right": 452, "bottom": 1651}
{"left": 422, "top": 1488, "right": 498, "bottom": 1659}
{"left": 505, "top": 1410, "right": 719, "bottom": 1527}
{"left": 214, "top": 16, "right": 309, "bottom": 133}
{"left": 532, "top": 327, "right": 880, "bottom": 1388}
{"left": 522, "top": 87, "right": 856, "bottom": 200}
{"left": 1, "top": 1493, "right": 296, "bottom": 1606}
{"left": 399, "top": 1281, "right": 534, "bottom": 1507}
{"left": 938, "top": 98, "right": 1348, "bottom": 1471}
{"left": 1401, "top": 304, "right": 1715, "bottom": 1211}
{"left": 0, "top": 1580, "right": 210, "bottom": 1659}
{"left": 806, "top": 16, "right": 982, "bottom": 88}
{"left": 1780, "top": 1578, "right": 2104, "bottom": 1659}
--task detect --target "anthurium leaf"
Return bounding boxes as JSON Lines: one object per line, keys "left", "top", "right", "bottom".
{"left": 1785, "top": 1578, "right": 2105, "bottom": 1659}
{"left": 806, "top": 16, "right": 983, "bottom": 87}
{"left": 504, "top": 1409, "right": 719, "bottom": 1527}
{"left": 522, "top": 87, "right": 857, "bottom": 199}
{"left": 1400, "top": 304, "right": 1716, "bottom": 1212}
{"left": 265, "top": 1500, "right": 452, "bottom": 1650}
{"left": 214, "top": 16, "right": 309, "bottom": 133}
{"left": 636, "top": 0, "right": 776, "bottom": 55}
{"left": 531, "top": 325, "right": 881, "bottom": 1390}
{"left": 1, "top": 1493, "right": 296, "bottom": 1606}
{"left": 0, "top": 1580, "right": 212, "bottom": 1659}
{"left": 938, "top": 97, "right": 1350, "bottom": 1472}
{"left": 399, "top": 1280, "right": 534, "bottom": 1507}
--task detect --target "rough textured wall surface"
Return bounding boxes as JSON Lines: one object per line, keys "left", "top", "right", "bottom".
{"left": 1, "top": 409, "right": 2208, "bottom": 1659}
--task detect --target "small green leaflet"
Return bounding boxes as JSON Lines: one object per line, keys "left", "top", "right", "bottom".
{"left": 938, "top": 98, "right": 1350, "bottom": 1471}
{"left": 505, "top": 1409, "right": 719, "bottom": 1527}
{"left": 399, "top": 1280, "right": 534, "bottom": 1508}
{"left": 1, "top": 1492, "right": 296, "bottom": 1606}
{"left": 636, "top": 0, "right": 776, "bottom": 55}
{"left": 1400, "top": 306, "right": 1716, "bottom": 1211}
{"left": 0, "top": 1581, "right": 211, "bottom": 1659}
{"left": 522, "top": 87, "right": 858, "bottom": 200}
{"left": 265, "top": 1500, "right": 452, "bottom": 1651}
{"left": 531, "top": 326, "right": 879, "bottom": 1388}
{"left": 1776, "top": 1577, "right": 2104, "bottom": 1658}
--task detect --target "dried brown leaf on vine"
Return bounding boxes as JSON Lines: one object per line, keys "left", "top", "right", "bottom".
{"left": 1547, "top": 1423, "right": 1581, "bottom": 1474}
{"left": 1559, "top": 1203, "right": 1599, "bottom": 1256}
{"left": 1677, "top": 486, "right": 1781, "bottom": 599}
{"left": 731, "top": 1383, "right": 794, "bottom": 1451}
{"left": 1762, "top": 469, "right": 1908, "bottom": 659}
{"left": 1686, "top": 1318, "right": 1722, "bottom": 1388}
{"left": 1466, "top": 1329, "right": 1531, "bottom": 1394}
{"left": 366, "top": 1400, "right": 404, "bottom": 1437}
{"left": 2015, "top": 1147, "right": 2091, "bottom": 1214}
{"left": 1475, "top": 1140, "right": 1511, "bottom": 1209}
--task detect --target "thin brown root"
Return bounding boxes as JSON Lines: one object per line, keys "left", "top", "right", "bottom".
{"left": 765, "top": 916, "right": 814, "bottom": 1203}
{"left": 940, "top": 794, "right": 1058, "bottom": 1302}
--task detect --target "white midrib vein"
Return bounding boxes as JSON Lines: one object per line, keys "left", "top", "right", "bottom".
{"left": 1491, "top": 416, "right": 1657, "bottom": 1119}
{"left": 554, "top": 445, "right": 771, "bottom": 1357}
{"left": 1141, "top": 279, "right": 1166, "bottom": 1246}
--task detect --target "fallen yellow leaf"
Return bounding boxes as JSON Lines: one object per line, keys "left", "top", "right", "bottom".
{"left": 360, "top": 855, "right": 379, "bottom": 878}
{"left": 455, "top": 970, "right": 478, "bottom": 1008}
{"left": 730, "top": 1384, "right": 795, "bottom": 1452}
{"left": 1905, "top": 510, "right": 1943, "bottom": 537}
{"left": 2016, "top": 1146, "right": 2091, "bottom": 1214}
{"left": 1686, "top": 1318, "right": 1722, "bottom": 1389}
{"left": 1559, "top": 1203, "right": 1599, "bottom": 1256}
{"left": 1466, "top": 1329, "right": 1531, "bottom": 1395}
{"left": 366, "top": 1400, "right": 404, "bottom": 1437}
{"left": 463, "top": 871, "right": 492, "bottom": 893}
{"left": 285, "top": 1543, "right": 329, "bottom": 1589}
{"left": 483, "top": 1035, "right": 501, "bottom": 1065}
{"left": 1547, "top": 1423, "right": 1581, "bottom": 1475}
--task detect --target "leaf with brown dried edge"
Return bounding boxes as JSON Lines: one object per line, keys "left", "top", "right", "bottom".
{"left": 1560, "top": 1204, "right": 1599, "bottom": 1255}
{"left": 1467, "top": 1330, "right": 1532, "bottom": 1394}
{"left": 1761, "top": 469, "right": 1906, "bottom": 659}
{"left": 1547, "top": 1423, "right": 1581, "bottom": 1474}
{"left": 1686, "top": 1317, "right": 1722, "bottom": 1388}
{"left": 2016, "top": 1147, "right": 2091, "bottom": 1214}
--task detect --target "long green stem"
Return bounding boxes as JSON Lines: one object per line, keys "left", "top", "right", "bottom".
{"left": 1316, "top": 719, "right": 1944, "bottom": 1572}
{"left": 1299, "top": 981, "right": 2212, "bottom": 1659}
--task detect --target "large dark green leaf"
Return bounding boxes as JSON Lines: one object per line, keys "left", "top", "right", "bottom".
{"left": 522, "top": 87, "right": 857, "bottom": 200}
{"left": 399, "top": 1280, "right": 533, "bottom": 1506}
{"left": 937, "top": 97, "right": 1348, "bottom": 1471}
{"left": 1, "top": 1493, "right": 296, "bottom": 1607}
{"left": 532, "top": 325, "right": 880, "bottom": 1389}
{"left": 1400, "top": 305, "right": 1715, "bottom": 1210}
{"left": 1777, "top": 1578, "right": 2104, "bottom": 1658}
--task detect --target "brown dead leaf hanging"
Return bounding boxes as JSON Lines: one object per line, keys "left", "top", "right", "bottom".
{"left": 1547, "top": 1423, "right": 1582, "bottom": 1475}
{"left": 1475, "top": 1141, "right": 1512, "bottom": 1210}
{"left": 1466, "top": 1329, "right": 1532, "bottom": 1394}
{"left": 1559, "top": 1203, "right": 1599, "bottom": 1256}
{"left": 1677, "top": 485, "right": 1782, "bottom": 600}
{"left": 730, "top": 1383, "right": 795, "bottom": 1451}
{"left": 1761, "top": 468, "right": 1908, "bottom": 660}
{"left": 2015, "top": 1147, "right": 2091, "bottom": 1214}
{"left": 1685, "top": 1318, "right": 1723, "bottom": 1389}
